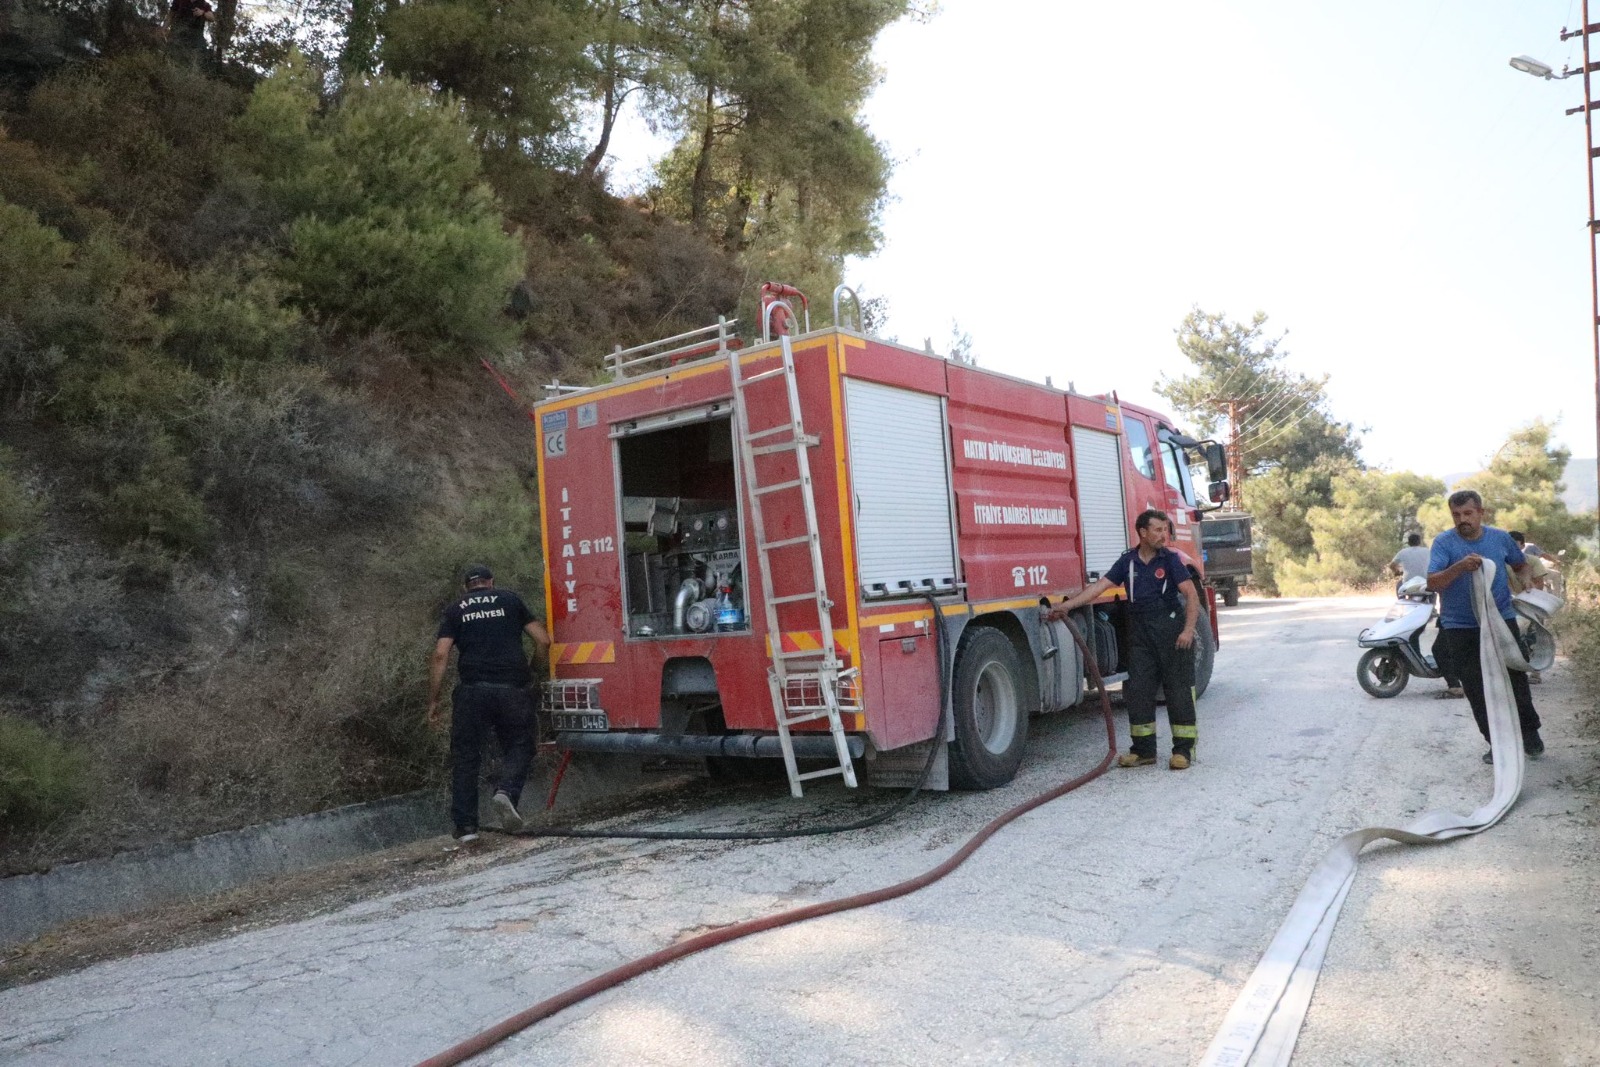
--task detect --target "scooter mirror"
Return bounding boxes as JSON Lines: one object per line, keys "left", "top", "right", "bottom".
{"left": 1398, "top": 575, "right": 1427, "bottom": 595}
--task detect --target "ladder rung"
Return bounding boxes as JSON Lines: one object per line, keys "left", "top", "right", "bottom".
{"left": 775, "top": 648, "right": 829, "bottom": 659}
{"left": 759, "top": 534, "right": 812, "bottom": 550}
{"left": 781, "top": 710, "right": 837, "bottom": 726}
{"left": 751, "top": 435, "right": 818, "bottom": 456}
{"left": 753, "top": 479, "right": 804, "bottom": 496}
{"left": 768, "top": 591, "right": 823, "bottom": 605}
{"left": 738, "top": 367, "right": 788, "bottom": 386}
{"left": 796, "top": 766, "right": 849, "bottom": 782}
{"left": 746, "top": 424, "right": 799, "bottom": 441}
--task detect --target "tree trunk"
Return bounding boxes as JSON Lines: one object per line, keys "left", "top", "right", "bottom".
{"left": 689, "top": 84, "right": 717, "bottom": 232}
{"left": 722, "top": 162, "right": 753, "bottom": 250}
{"left": 340, "top": 0, "right": 383, "bottom": 77}
{"left": 580, "top": 49, "right": 619, "bottom": 179}
{"left": 212, "top": 0, "right": 237, "bottom": 59}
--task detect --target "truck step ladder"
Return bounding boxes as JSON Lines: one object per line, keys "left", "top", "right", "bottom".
{"left": 729, "top": 335, "right": 859, "bottom": 797}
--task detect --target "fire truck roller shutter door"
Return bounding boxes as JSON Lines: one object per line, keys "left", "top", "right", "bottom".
{"left": 1072, "top": 427, "right": 1126, "bottom": 580}
{"left": 843, "top": 379, "right": 958, "bottom": 598}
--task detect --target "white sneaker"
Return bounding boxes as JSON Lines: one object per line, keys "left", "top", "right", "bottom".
{"left": 492, "top": 791, "right": 524, "bottom": 832}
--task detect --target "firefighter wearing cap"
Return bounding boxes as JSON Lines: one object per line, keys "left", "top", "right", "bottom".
{"left": 428, "top": 565, "right": 550, "bottom": 842}
{"left": 1046, "top": 509, "right": 1201, "bottom": 770}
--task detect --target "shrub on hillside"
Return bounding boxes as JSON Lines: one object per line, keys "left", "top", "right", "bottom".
{"left": 17, "top": 52, "right": 245, "bottom": 240}
{"left": 0, "top": 716, "right": 88, "bottom": 834}
{"left": 237, "top": 67, "right": 522, "bottom": 359}
{"left": 164, "top": 258, "right": 306, "bottom": 372}
{"left": 187, "top": 366, "right": 423, "bottom": 540}
{"left": 0, "top": 447, "right": 40, "bottom": 555}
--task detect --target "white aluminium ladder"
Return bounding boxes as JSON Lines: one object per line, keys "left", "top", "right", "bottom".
{"left": 728, "top": 334, "right": 858, "bottom": 797}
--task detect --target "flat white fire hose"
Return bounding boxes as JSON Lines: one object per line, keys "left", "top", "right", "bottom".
{"left": 1201, "top": 563, "right": 1538, "bottom": 1066}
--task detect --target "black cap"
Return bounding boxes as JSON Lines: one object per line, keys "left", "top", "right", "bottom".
{"left": 463, "top": 564, "right": 494, "bottom": 583}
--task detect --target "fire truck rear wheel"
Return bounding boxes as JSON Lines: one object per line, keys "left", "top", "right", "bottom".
{"left": 948, "top": 627, "right": 1028, "bottom": 790}
{"left": 1192, "top": 616, "right": 1215, "bottom": 699}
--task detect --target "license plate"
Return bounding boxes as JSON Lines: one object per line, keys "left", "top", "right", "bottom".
{"left": 553, "top": 710, "right": 609, "bottom": 732}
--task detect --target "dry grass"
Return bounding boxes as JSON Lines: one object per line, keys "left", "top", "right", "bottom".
{"left": 1552, "top": 565, "right": 1600, "bottom": 741}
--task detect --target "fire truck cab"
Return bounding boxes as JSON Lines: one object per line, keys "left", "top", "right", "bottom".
{"left": 533, "top": 286, "right": 1227, "bottom": 794}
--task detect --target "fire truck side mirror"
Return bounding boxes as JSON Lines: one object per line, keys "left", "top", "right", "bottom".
{"left": 1208, "top": 480, "right": 1231, "bottom": 504}
{"left": 1203, "top": 442, "right": 1227, "bottom": 483}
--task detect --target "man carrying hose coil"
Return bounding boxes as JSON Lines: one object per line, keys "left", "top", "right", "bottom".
{"left": 1426, "top": 490, "right": 1543, "bottom": 764}
{"left": 1047, "top": 509, "right": 1200, "bottom": 770}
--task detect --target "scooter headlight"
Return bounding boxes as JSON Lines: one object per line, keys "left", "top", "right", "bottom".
{"left": 1382, "top": 605, "right": 1408, "bottom": 622}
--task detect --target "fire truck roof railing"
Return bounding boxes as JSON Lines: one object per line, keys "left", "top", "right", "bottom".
{"left": 604, "top": 317, "right": 740, "bottom": 381}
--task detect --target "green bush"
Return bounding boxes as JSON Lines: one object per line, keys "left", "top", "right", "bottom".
{"left": 86, "top": 430, "right": 214, "bottom": 557}
{"left": 0, "top": 447, "right": 39, "bottom": 553}
{"left": 17, "top": 52, "right": 245, "bottom": 238}
{"left": 0, "top": 715, "right": 88, "bottom": 833}
{"left": 242, "top": 71, "right": 522, "bottom": 358}
{"left": 163, "top": 258, "right": 305, "bottom": 372}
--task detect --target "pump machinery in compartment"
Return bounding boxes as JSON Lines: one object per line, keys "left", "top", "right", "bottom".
{"left": 621, "top": 496, "right": 748, "bottom": 638}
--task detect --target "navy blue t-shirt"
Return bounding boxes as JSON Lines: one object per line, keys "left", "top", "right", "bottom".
{"left": 437, "top": 588, "right": 537, "bottom": 685}
{"left": 1104, "top": 546, "right": 1189, "bottom": 615}
{"left": 1429, "top": 527, "right": 1523, "bottom": 629}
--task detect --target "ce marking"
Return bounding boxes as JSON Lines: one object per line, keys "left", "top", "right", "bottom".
{"left": 544, "top": 430, "right": 567, "bottom": 458}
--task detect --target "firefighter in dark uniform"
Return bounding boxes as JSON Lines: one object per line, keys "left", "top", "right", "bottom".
{"left": 428, "top": 565, "right": 551, "bottom": 841}
{"left": 1046, "top": 509, "right": 1201, "bottom": 770}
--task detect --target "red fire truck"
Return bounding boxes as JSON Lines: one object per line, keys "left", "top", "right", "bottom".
{"left": 534, "top": 285, "right": 1229, "bottom": 796}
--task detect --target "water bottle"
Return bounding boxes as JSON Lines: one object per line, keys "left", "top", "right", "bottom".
{"left": 715, "top": 584, "right": 743, "bottom": 631}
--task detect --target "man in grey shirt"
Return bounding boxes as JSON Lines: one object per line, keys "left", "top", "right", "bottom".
{"left": 1390, "top": 531, "right": 1463, "bottom": 698}
{"left": 1389, "top": 532, "right": 1430, "bottom": 586}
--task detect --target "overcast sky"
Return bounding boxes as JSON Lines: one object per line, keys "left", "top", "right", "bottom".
{"left": 849, "top": 0, "right": 1600, "bottom": 479}
{"left": 604, "top": 1, "right": 1595, "bottom": 479}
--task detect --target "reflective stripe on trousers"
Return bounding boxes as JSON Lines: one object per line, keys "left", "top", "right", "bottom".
{"left": 1122, "top": 609, "right": 1196, "bottom": 756}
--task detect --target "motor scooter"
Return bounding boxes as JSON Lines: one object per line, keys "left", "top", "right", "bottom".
{"left": 1355, "top": 576, "right": 1444, "bottom": 697}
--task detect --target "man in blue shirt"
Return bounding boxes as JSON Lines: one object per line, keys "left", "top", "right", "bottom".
{"left": 1048, "top": 509, "right": 1201, "bottom": 770}
{"left": 1426, "top": 490, "right": 1542, "bottom": 762}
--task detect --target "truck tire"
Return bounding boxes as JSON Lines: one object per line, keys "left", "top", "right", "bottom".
{"left": 1222, "top": 585, "right": 1240, "bottom": 608}
{"left": 1356, "top": 648, "right": 1409, "bottom": 698}
{"left": 948, "top": 627, "right": 1028, "bottom": 790}
{"left": 1192, "top": 616, "right": 1215, "bottom": 699}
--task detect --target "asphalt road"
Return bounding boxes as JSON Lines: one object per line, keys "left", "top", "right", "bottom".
{"left": 3, "top": 597, "right": 1598, "bottom": 1067}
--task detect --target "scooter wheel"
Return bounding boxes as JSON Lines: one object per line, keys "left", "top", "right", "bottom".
{"left": 1357, "top": 648, "right": 1409, "bottom": 698}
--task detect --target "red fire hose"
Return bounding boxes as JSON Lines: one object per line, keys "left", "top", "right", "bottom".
{"left": 414, "top": 620, "right": 1119, "bottom": 1067}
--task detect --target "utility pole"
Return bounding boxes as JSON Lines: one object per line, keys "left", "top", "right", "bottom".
{"left": 1560, "top": 7, "right": 1600, "bottom": 536}
{"left": 1209, "top": 397, "right": 1253, "bottom": 510}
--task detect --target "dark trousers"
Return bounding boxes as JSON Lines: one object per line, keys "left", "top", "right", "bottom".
{"left": 1431, "top": 610, "right": 1461, "bottom": 688}
{"left": 1434, "top": 617, "right": 1540, "bottom": 745}
{"left": 1123, "top": 609, "right": 1197, "bottom": 757}
{"left": 450, "top": 683, "right": 537, "bottom": 833}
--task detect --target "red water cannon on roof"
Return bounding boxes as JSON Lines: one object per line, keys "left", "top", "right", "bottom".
{"left": 759, "top": 282, "right": 810, "bottom": 340}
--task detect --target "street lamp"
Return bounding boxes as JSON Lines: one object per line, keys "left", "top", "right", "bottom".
{"left": 1512, "top": 26, "right": 1600, "bottom": 536}
{"left": 1508, "top": 55, "right": 1577, "bottom": 80}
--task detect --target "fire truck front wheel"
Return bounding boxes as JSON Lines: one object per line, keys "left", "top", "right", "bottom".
{"left": 948, "top": 627, "right": 1028, "bottom": 790}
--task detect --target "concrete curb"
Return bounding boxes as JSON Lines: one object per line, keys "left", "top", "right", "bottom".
{"left": 0, "top": 791, "right": 445, "bottom": 949}
{"left": 0, "top": 752, "right": 686, "bottom": 949}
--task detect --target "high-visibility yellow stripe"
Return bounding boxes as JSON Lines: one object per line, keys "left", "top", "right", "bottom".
{"left": 551, "top": 642, "right": 615, "bottom": 665}
{"left": 1130, "top": 723, "right": 1158, "bottom": 737}
{"left": 536, "top": 405, "right": 554, "bottom": 673}
{"left": 1173, "top": 724, "right": 1199, "bottom": 739}
{"left": 828, "top": 335, "right": 863, "bottom": 688}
